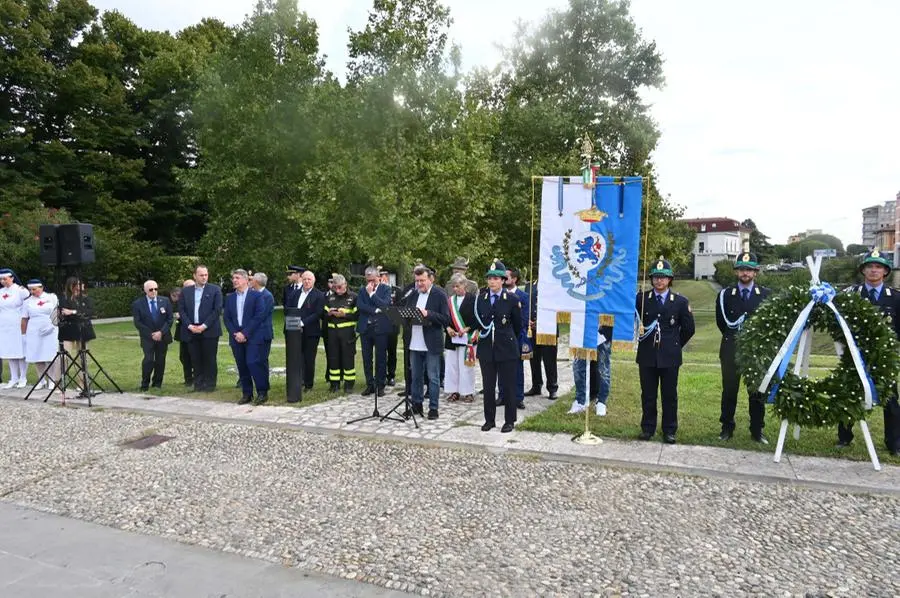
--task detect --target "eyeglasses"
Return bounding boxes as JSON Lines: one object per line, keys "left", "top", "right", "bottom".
{"left": 147, "top": 288, "right": 158, "bottom": 292}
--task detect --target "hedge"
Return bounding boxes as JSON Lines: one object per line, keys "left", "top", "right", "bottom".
{"left": 88, "top": 286, "right": 142, "bottom": 318}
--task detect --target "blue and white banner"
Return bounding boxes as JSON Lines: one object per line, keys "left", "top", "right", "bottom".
{"left": 535, "top": 176, "right": 643, "bottom": 353}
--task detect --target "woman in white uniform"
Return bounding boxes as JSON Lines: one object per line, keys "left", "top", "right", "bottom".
{"left": 0, "top": 268, "right": 30, "bottom": 388}
{"left": 21, "top": 279, "right": 60, "bottom": 389}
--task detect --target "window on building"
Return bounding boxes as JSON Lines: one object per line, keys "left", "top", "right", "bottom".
{"left": 700, "top": 224, "right": 706, "bottom": 232}
{"left": 699, "top": 241, "right": 705, "bottom": 252}
{"left": 712, "top": 223, "right": 717, "bottom": 228}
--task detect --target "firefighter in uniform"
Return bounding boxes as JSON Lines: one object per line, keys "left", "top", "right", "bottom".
{"left": 635, "top": 258, "right": 695, "bottom": 444}
{"left": 716, "top": 252, "right": 771, "bottom": 443}
{"left": 838, "top": 250, "right": 900, "bottom": 456}
{"left": 474, "top": 259, "right": 523, "bottom": 433}
{"left": 324, "top": 274, "right": 358, "bottom": 393}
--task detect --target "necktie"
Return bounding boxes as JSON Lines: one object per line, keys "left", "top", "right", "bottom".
{"left": 869, "top": 288, "right": 878, "bottom": 303}
{"left": 656, "top": 294, "right": 664, "bottom": 306}
{"left": 741, "top": 288, "right": 749, "bottom": 302}
{"left": 490, "top": 294, "right": 497, "bottom": 306}
{"left": 150, "top": 298, "right": 157, "bottom": 316}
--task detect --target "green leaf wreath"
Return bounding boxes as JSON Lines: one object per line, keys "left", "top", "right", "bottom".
{"left": 738, "top": 285, "right": 900, "bottom": 428}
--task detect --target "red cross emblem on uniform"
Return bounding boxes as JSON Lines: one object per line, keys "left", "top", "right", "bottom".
{"left": 1, "top": 293, "right": 8, "bottom": 300}
{"left": 37, "top": 300, "right": 46, "bottom": 306}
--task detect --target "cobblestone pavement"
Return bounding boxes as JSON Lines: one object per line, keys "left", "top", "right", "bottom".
{"left": 1, "top": 400, "right": 899, "bottom": 598}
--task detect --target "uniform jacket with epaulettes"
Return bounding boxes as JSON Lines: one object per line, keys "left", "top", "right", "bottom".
{"left": 716, "top": 283, "right": 770, "bottom": 348}
{"left": 843, "top": 284, "right": 900, "bottom": 339}
{"left": 473, "top": 287, "right": 523, "bottom": 362}
{"left": 635, "top": 289, "right": 695, "bottom": 368}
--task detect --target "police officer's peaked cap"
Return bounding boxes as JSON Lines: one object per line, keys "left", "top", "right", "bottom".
{"left": 649, "top": 257, "right": 674, "bottom": 278}
{"left": 859, "top": 249, "right": 892, "bottom": 273}
{"left": 286, "top": 265, "right": 306, "bottom": 274}
{"left": 734, "top": 252, "right": 760, "bottom": 271}
{"left": 485, "top": 258, "right": 508, "bottom": 279}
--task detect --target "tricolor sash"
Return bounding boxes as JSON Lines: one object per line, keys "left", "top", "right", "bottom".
{"left": 449, "top": 295, "right": 477, "bottom": 367}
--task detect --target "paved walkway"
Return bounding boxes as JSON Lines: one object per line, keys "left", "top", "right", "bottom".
{"left": 3, "top": 356, "right": 897, "bottom": 496}
{"left": 0, "top": 502, "right": 410, "bottom": 598}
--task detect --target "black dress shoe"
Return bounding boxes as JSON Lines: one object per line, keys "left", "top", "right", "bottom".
{"left": 361, "top": 386, "right": 375, "bottom": 396}
{"left": 287, "top": 396, "right": 301, "bottom": 404}
{"left": 495, "top": 398, "right": 504, "bottom": 406}
{"left": 151, "top": 383, "right": 162, "bottom": 389}
{"left": 377, "top": 387, "right": 386, "bottom": 397}
{"left": 238, "top": 395, "right": 253, "bottom": 405}
{"left": 184, "top": 380, "right": 193, "bottom": 387}
{"left": 751, "top": 434, "right": 769, "bottom": 445}
{"left": 663, "top": 433, "right": 676, "bottom": 444}
{"left": 835, "top": 440, "right": 852, "bottom": 448}
{"left": 548, "top": 392, "right": 558, "bottom": 401}
{"left": 524, "top": 387, "right": 541, "bottom": 397}
{"left": 386, "top": 378, "right": 395, "bottom": 386}
{"left": 412, "top": 403, "right": 424, "bottom": 416}
{"left": 638, "top": 431, "right": 653, "bottom": 441}
{"left": 139, "top": 386, "right": 149, "bottom": 392}
{"left": 481, "top": 422, "right": 495, "bottom": 431}
{"left": 516, "top": 401, "right": 526, "bottom": 410}
{"left": 254, "top": 393, "right": 268, "bottom": 405}
{"left": 501, "top": 423, "right": 514, "bottom": 433}
{"left": 304, "top": 385, "right": 313, "bottom": 391}
{"left": 718, "top": 429, "right": 733, "bottom": 441}
{"left": 889, "top": 446, "right": 900, "bottom": 457}
{"left": 427, "top": 409, "right": 438, "bottom": 420}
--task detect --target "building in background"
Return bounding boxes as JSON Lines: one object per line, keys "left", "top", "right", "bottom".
{"left": 786, "top": 229, "right": 823, "bottom": 244}
{"left": 861, "top": 200, "right": 895, "bottom": 248}
{"left": 680, "top": 217, "right": 751, "bottom": 280}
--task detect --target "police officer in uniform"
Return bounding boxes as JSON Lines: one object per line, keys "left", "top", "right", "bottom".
{"left": 838, "top": 250, "right": 900, "bottom": 456}
{"left": 716, "top": 252, "right": 771, "bottom": 443}
{"left": 635, "top": 258, "right": 695, "bottom": 444}
{"left": 324, "top": 274, "right": 358, "bottom": 393}
{"left": 474, "top": 259, "right": 523, "bottom": 433}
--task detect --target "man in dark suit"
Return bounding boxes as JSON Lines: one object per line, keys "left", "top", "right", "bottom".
{"left": 250, "top": 271, "right": 275, "bottom": 393}
{"left": 357, "top": 265, "right": 393, "bottom": 396}
{"left": 284, "top": 270, "right": 325, "bottom": 390}
{"left": 224, "top": 269, "right": 269, "bottom": 405}
{"left": 716, "top": 252, "right": 771, "bottom": 443}
{"left": 635, "top": 258, "right": 695, "bottom": 444}
{"left": 474, "top": 259, "right": 523, "bottom": 433}
{"left": 170, "top": 282, "right": 194, "bottom": 386}
{"left": 405, "top": 265, "right": 450, "bottom": 419}
{"left": 179, "top": 264, "right": 223, "bottom": 392}
{"left": 132, "top": 279, "right": 174, "bottom": 391}
{"left": 838, "top": 250, "right": 900, "bottom": 456}
{"left": 380, "top": 267, "right": 402, "bottom": 386}
{"left": 525, "top": 279, "right": 559, "bottom": 400}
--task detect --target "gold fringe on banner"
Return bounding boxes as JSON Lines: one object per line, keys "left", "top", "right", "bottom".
{"left": 600, "top": 314, "right": 614, "bottom": 327}
{"left": 557, "top": 312, "right": 571, "bottom": 324}
{"left": 535, "top": 333, "right": 558, "bottom": 346}
{"left": 570, "top": 347, "right": 598, "bottom": 361}
{"left": 611, "top": 340, "right": 634, "bottom": 352}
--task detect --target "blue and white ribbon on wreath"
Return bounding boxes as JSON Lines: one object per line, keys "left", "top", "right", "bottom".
{"left": 718, "top": 289, "right": 746, "bottom": 330}
{"left": 757, "top": 281, "right": 877, "bottom": 408}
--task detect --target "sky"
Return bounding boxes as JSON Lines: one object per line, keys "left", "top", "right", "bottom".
{"left": 90, "top": 0, "right": 900, "bottom": 247}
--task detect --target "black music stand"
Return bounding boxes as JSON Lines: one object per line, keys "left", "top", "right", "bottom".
{"left": 378, "top": 306, "right": 426, "bottom": 428}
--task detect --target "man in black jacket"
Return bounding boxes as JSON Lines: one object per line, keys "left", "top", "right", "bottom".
{"left": 285, "top": 270, "right": 325, "bottom": 390}
{"left": 716, "top": 252, "right": 771, "bottom": 443}
{"left": 132, "top": 279, "right": 174, "bottom": 391}
{"left": 635, "top": 258, "right": 695, "bottom": 444}
{"left": 405, "top": 265, "right": 450, "bottom": 419}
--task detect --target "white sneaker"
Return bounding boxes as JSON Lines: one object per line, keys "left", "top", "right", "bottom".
{"left": 2, "top": 380, "right": 15, "bottom": 389}
{"left": 15, "top": 379, "right": 27, "bottom": 388}
{"left": 568, "top": 402, "right": 587, "bottom": 414}
{"left": 595, "top": 402, "right": 607, "bottom": 417}
{"left": 37, "top": 379, "right": 48, "bottom": 390}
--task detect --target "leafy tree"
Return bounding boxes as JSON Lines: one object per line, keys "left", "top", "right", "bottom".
{"left": 846, "top": 243, "right": 869, "bottom": 256}
{"left": 741, "top": 218, "right": 777, "bottom": 263}
{"left": 804, "top": 233, "right": 844, "bottom": 255}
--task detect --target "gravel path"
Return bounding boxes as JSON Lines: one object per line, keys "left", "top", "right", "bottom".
{"left": 2, "top": 400, "right": 898, "bottom": 598}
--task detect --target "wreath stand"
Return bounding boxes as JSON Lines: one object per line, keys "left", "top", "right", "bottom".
{"left": 770, "top": 255, "right": 881, "bottom": 471}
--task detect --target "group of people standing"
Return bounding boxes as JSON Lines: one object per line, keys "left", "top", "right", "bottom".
{"left": 0, "top": 269, "right": 95, "bottom": 395}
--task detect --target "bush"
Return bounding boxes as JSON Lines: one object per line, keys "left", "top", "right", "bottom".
{"left": 88, "top": 286, "right": 142, "bottom": 318}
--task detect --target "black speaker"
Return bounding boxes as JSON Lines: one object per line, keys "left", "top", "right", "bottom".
{"left": 57, "top": 223, "right": 95, "bottom": 265}
{"left": 39, "top": 224, "right": 60, "bottom": 266}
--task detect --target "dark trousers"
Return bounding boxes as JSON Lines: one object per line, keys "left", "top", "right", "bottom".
{"left": 530, "top": 344, "right": 559, "bottom": 392}
{"left": 838, "top": 397, "right": 900, "bottom": 450}
{"left": 386, "top": 328, "right": 398, "bottom": 380}
{"left": 481, "top": 358, "right": 518, "bottom": 426}
{"left": 326, "top": 327, "right": 356, "bottom": 384}
{"left": 361, "top": 330, "right": 388, "bottom": 390}
{"left": 639, "top": 365, "right": 680, "bottom": 435}
{"left": 231, "top": 341, "right": 270, "bottom": 396}
{"left": 285, "top": 331, "right": 303, "bottom": 402}
{"left": 720, "top": 341, "right": 765, "bottom": 434}
{"left": 178, "top": 340, "right": 193, "bottom": 384}
{"left": 322, "top": 326, "right": 330, "bottom": 382}
{"left": 187, "top": 337, "right": 218, "bottom": 391}
{"left": 139, "top": 338, "right": 168, "bottom": 388}
{"left": 301, "top": 335, "right": 320, "bottom": 389}
{"left": 498, "top": 358, "right": 525, "bottom": 403}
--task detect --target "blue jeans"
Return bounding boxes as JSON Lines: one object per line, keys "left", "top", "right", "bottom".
{"left": 410, "top": 350, "right": 441, "bottom": 410}
{"left": 574, "top": 342, "right": 611, "bottom": 405}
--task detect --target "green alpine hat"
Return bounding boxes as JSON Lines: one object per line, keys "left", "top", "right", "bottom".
{"left": 649, "top": 257, "right": 674, "bottom": 278}
{"left": 859, "top": 249, "right": 892, "bottom": 273}
{"left": 734, "top": 252, "right": 760, "bottom": 271}
{"left": 485, "top": 258, "right": 508, "bottom": 279}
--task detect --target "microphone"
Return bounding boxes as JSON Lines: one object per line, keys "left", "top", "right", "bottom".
{"left": 401, "top": 287, "right": 414, "bottom": 300}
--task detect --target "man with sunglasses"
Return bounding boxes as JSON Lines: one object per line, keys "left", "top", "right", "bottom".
{"left": 132, "top": 280, "right": 174, "bottom": 391}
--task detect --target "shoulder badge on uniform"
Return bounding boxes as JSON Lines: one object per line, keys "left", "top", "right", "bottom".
{"left": 502, "top": 291, "right": 507, "bottom": 300}
{"left": 887, "top": 288, "right": 893, "bottom": 297}
{"left": 731, "top": 288, "right": 736, "bottom": 296}
{"left": 688, "top": 305, "right": 692, "bottom": 313}
{"left": 754, "top": 287, "right": 760, "bottom": 295}
{"left": 669, "top": 293, "right": 675, "bottom": 301}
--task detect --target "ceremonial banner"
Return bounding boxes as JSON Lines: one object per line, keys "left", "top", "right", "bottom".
{"left": 535, "top": 176, "right": 643, "bottom": 356}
